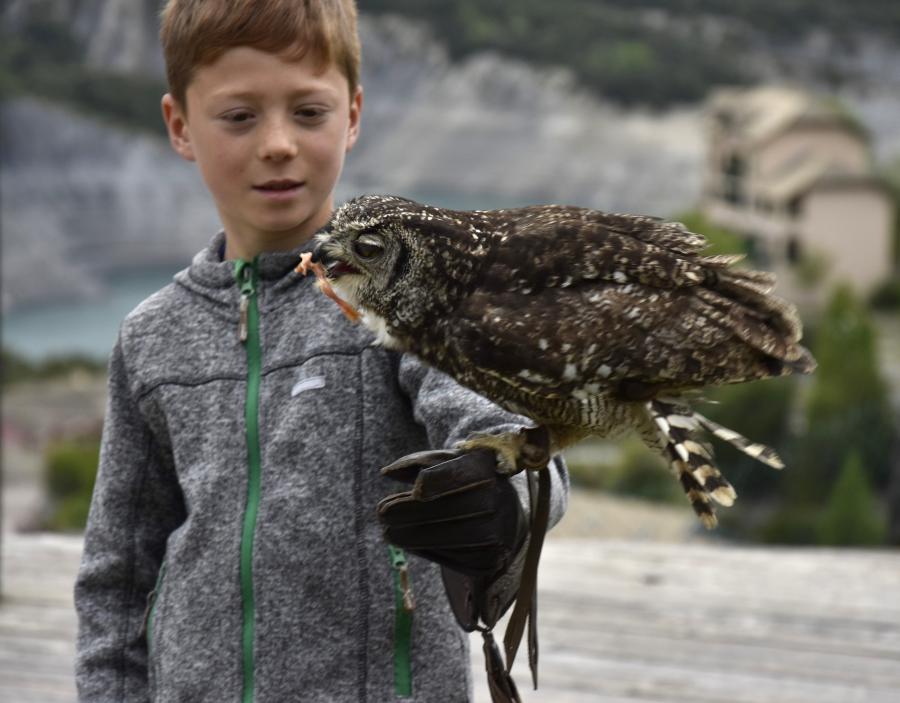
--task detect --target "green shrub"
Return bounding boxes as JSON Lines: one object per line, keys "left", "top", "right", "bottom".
{"left": 613, "top": 442, "right": 683, "bottom": 503}
{"left": 791, "top": 286, "right": 896, "bottom": 501}
{"left": 46, "top": 496, "right": 94, "bottom": 533}
{"left": 1, "top": 348, "right": 35, "bottom": 386}
{"left": 817, "top": 452, "right": 886, "bottom": 546}
{"left": 758, "top": 505, "right": 822, "bottom": 545}
{"left": 870, "top": 276, "right": 900, "bottom": 310}
{"left": 2, "top": 347, "right": 105, "bottom": 386}
{"left": 43, "top": 436, "right": 100, "bottom": 531}
{"left": 565, "top": 437, "right": 682, "bottom": 504}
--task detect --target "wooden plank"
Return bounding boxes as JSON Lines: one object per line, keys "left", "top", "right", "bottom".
{"left": 471, "top": 537, "right": 900, "bottom": 702}
{"left": 3, "top": 532, "right": 900, "bottom": 702}
{"left": 0, "top": 534, "right": 80, "bottom": 703}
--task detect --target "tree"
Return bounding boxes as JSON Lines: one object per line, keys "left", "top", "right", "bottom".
{"left": 818, "top": 452, "right": 886, "bottom": 546}
{"left": 791, "top": 286, "right": 896, "bottom": 504}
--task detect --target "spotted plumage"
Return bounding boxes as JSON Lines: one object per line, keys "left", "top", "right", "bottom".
{"left": 310, "top": 195, "right": 816, "bottom": 527}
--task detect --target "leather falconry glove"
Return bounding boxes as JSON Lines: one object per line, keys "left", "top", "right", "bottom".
{"left": 377, "top": 448, "right": 529, "bottom": 703}
{"left": 377, "top": 449, "right": 526, "bottom": 579}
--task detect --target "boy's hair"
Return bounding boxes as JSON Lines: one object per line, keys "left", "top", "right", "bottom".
{"left": 160, "top": 0, "right": 360, "bottom": 109}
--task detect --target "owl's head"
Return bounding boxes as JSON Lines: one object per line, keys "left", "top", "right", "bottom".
{"left": 310, "top": 194, "right": 485, "bottom": 339}
{"left": 309, "top": 195, "right": 414, "bottom": 311}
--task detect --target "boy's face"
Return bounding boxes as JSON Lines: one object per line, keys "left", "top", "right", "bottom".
{"left": 162, "top": 46, "right": 362, "bottom": 259}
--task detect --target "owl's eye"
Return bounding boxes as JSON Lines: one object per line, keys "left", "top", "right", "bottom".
{"left": 353, "top": 235, "right": 384, "bottom": 260}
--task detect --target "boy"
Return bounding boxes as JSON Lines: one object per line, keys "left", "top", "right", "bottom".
{"left": 74, "top": 1, "right": 568, "bottom": 701}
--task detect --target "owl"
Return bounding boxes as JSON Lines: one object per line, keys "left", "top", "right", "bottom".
{"left": 306, "top": 194, "right": 816, "bottom": 528}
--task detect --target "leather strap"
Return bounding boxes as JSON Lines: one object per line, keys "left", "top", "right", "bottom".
{"left": 482, "top": 629, "right": 522, "bottom": 703}
{"left": 503, "top": 465, "right": 551, "bottom": 687}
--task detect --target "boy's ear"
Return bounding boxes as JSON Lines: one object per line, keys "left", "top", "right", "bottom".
{"left": 345, "top": 85, "right": 363, "bottom": 153}
{"left": 161, "top": 93, "right": 196, "bottom": 162}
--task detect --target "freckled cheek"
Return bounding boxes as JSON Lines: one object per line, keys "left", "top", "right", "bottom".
{"left": 215, "top": 148, "right": 250, "bottom": 188}
{"left": 304, "top": 133, "right": 348, "bottom": 175}
{"left": 203, "top": 157, "right": 246, "bottom": 203}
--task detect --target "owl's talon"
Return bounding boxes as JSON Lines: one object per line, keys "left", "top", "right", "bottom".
{"left": 458, "top": 434, "right": 515, "bottom": 474}
{"left": 519, "top": 426, "right": 551, "bottom": 471}
{"left": 458, "top": 426, "right": 552, "bottom": 475}
{"left": 495, "top": 453, "right": 519, "bottom": 475}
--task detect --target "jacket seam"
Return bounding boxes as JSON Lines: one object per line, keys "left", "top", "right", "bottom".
{"left": 261, "top": 347, "right": 373, "bottom": 378}
{"left": 137, "top": 375, "right": 246, "bottom": 401}
{"left": 134, "top": 348, "right": 380, "bottom": 402}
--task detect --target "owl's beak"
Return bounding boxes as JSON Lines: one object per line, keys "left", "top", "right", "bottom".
{"left": 310, "top": 221, "right": 334, "bottom": 264}
{"left": 310, "top": 241, "right": 327, "bottom": 265}
{"left": 310, "top": 240, "right": 359, "bottom": 278}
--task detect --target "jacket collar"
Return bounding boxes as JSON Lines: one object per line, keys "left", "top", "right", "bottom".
{"left": 175, "top": 231, "right": 319, "bottom": 310}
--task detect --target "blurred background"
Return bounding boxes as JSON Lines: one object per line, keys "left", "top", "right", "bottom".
{"left": 2, "top": 1, "right": 900, "bottom": 701}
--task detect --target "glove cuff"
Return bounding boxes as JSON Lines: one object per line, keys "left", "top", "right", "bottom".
{"left": 440, "top": 512, "right": 530, "bottom": 631}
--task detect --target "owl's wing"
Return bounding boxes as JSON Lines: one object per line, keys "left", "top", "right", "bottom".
{"left": 459, "top": 206, "right": 807, "bottom": 387}
{"left": 450, "top": 281, "right": 802, "bottom": 401}
{"left": 477, "top": 207, "right": 719, "bottom": 295}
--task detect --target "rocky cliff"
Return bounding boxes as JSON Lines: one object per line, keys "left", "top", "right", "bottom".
{"left": 2, "top": 4, "right": 898, "bottom": 311}
{"left": 0, "top": 12, "right": 706, "bottom": 310}
{"left": 4, "top": 0, "right": 164, "bottom": 76}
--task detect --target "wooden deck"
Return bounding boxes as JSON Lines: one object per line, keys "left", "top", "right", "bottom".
{"left": 2, "top": 532, "right": 899, "bottom": 702}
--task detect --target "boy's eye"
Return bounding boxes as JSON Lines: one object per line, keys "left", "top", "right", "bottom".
{"left": 295, "top": 107, "right": 328, "bottom": 123}
{"left": 222, "top": 111, "right": 254, "bottom": 124}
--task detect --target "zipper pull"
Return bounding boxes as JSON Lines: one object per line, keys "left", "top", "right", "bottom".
{"left": 390, "top": 546, "right": 415, "bottom": 612}
{"left": 235, "top": 261, "right": 256, "bottom": 343}
{"left": 239, "top": 294, "right": 249, "bottom": 342}
{"left": 399, "top": 563, "right": 415, "bottom": 612}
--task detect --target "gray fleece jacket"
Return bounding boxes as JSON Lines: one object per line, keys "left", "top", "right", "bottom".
{"left": 74, "top": 233, "right": 568, "bottom": 703}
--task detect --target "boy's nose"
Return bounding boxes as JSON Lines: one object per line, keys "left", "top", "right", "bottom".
{"left": 258, "top": 121, "right": 298, "bottom": 161}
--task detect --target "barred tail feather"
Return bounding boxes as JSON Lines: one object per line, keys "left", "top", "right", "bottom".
{"left": 645, "top": 398, "right": 787, "bottom": 528}
{"left": 694, "top": 412, "right": 785, "bottom": 469}
{"left": 647, "top": 399, "right": 738, "bottom": 529}
{"left": 677, "top": 466, "right": 718, "bottom": 530}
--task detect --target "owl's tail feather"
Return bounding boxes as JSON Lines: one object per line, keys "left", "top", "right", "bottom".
{"left": 702, "top": 258, "right": 806, "bottom": 349}
{"left": 647, "top": 399, "right": 738, "bottom": 529}
{"left": 693, "top": 411, "right": 785, "bottom": 469}
{"left": 646, "top": 399, "right": 787, "bottom": 528}
{"left": 691, "top": 282, "right": 815, "bottom": 377}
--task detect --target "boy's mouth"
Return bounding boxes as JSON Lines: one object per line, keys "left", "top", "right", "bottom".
{"left": 254, "top": 179, "right": 304, "bottom": 195}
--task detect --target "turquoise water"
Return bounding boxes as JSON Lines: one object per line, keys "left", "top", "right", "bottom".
{"left": 3, "top": 267, "right": 181, "bottom": 361}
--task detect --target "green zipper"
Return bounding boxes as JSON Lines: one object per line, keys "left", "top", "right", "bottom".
{"left": 234, "top": 258, "right": 411, "bottom": 700}
{"left": 146, "top": 560, "right": 167, "bottom": 651}
{"left": 388, "top": 545, "right": 414, "bottom": 698}
{"left": 235, "top": 258, "right": 262, "bottom": 703}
